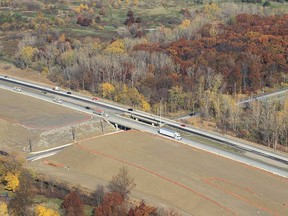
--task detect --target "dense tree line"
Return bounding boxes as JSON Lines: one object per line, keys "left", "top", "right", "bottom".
{"left": 136, "top": 14, "right": 288, "bottom": 94}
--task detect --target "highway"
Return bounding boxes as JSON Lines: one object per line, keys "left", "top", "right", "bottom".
{"left": 237, "top": 88, "right": 288, "bottom": 105}
{"left": 0, "top": 75, "right": 288, "bottom": 178}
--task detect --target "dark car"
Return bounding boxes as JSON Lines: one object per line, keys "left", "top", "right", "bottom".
{"left": 180, "top": 124, "right": 186, "bottom": 127}
{"left": 85, "top": 106, "right": 91, "bottom": 110}
{"left": 67, "top": 91, "right": 72, "bottom": 95}
{"left": 128, "top": 108, "right": 134, "bottom": 112}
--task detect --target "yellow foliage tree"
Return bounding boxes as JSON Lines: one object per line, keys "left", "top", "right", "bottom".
{"left": 74, "top": 7, "right": 81, "bottom": 13}
{"left": 141, "top": 96, "right": 151, "bottom": 111}
{"left": 209, "top": 21, "right": 220, "bottom": 37}
{"left": 41, "top": 67, "right": 49, "bottom": 77}
{"left": 3, "top": 172, "right": 19, "bottom": 192}
{"left": 114, "top": 85, "right": 150, "bottom": 111}
{"left": 204, "top": 3, "right": 221, "bottom": 18}
{"left": 79, "top": 4, "right": 89, "bottom": 11}
{"left": 35, "top": 205, "right": 60, "bottom": 216}
{"left": 58, "top": 33, "right": 66, "bottom": 42}
{"left": 0, "top": 202, "right": 8, "bottom": 216}
{"left": 100, "top": 82, "right": 115, "bottom": 99}
{"left": 104, "top": 40, "right": 126, "bottom": 54}
{"left": 133, "top": 0, "right": 139, "bottom": 6}
{"left": 60, "top": 50, "right": 76, "bottom": 67}
{"left": 179, "top": 19, "right": 191, "bottom": 29}
{"left": 19, "top": 46, "right": 37, "bottom": 69}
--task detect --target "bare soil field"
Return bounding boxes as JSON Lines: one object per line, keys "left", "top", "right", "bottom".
{"left": 0, "top": 88, "right": 114, "bottom": 152}
{"left": 28, "top": 131, "right": 288, "bottom": 216}
{"left": 0, "top": 88, "right": 88, "bottom": 129}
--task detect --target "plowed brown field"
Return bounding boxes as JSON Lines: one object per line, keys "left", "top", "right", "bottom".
{"left": 28, "top": 131, "right": 288, "bottom": 216}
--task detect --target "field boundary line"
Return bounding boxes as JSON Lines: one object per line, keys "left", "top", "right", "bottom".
{"left": 203, "top": 178, "right": 279, "bottom": 216}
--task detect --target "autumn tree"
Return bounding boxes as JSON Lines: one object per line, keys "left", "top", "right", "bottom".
{"left": 167, "top": 86, "right": 186, "bottom": 112}
{"left": 9, "top": 169, "right": 34, "bottom": 216}
{"left": 3, "top": 172, "right": 19, "bottom": 192}
{"left": 94, "top": 192, "right": 126, "bottom": 216}
{"left": 35, "top": 205, "right": 60, "bottom": 216}
{"left": 0, "top": 153, "right": 24, "bottom": 192}
{"left": 104, "top": 39, "right": 126, "bottom": 54}
{"left": 17, "top": 45, "right": 38, "bottom": 70}
{"left": 179, "top": 19, "right": 191, "bottom": 29}
{"left": 128, "top": 200, "right": 157, "bottom": 216}
{"left": 107, "top": 167, "right": 136, "bottom": 199}
{"left": 0, "top": 202, "right": 8, "bottom": 216}
{"left": 99, "top": 82, "right": 115, "bottom": 99}
{"left": 61, "top": 190, "right": 84, "bottom": 216}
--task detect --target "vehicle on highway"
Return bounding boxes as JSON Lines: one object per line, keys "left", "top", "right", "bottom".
{"left": 180, "top": 124, "right": 186, "bottom": 127}
{"left": 13, "top": 86, "right": 21, "bottom": 92}
{"left": 67, "top": 91, "right": 72, "bottom": 95}
{"left": 41, "top": 90, "right": 47, "bottom": 94}
{"left": 53, "top": 98, "right": 62, "bottom": 103}
{"left": 4, "top": 75, "right": 9, "bottom": 78}
{"left": 92, "top": 97, "right": 99, "bottom": 101}
{"left": 52, "top": 86, "right": 60, "bottom": 91}
{"left": 158, "top": 128, "right": 182, "bottom": 140}
{"left": 189, "top": 112, "right": 200, "bottom": 117}
{"left": 128, "top": 108, "right": 134, "bottom": 112}
{"left": 93, "top": 109, "right": 109, "bottom": 117}
{"left": 85, "top": 106, "right": 91, "bottom": 110}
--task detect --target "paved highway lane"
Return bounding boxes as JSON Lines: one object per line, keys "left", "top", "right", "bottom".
{"left": 237, "top": 88, "right": 288, "bottom": 105}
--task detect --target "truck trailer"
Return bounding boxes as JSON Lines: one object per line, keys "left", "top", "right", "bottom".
{"left": 158, "top": 128, "right": 182, "bottom": 140}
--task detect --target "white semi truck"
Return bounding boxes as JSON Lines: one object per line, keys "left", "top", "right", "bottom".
{"left": 158, "top": 128, "right": 182, "bottom": 140}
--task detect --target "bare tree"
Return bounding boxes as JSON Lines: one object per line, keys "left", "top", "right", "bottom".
{"left": 92, "top": 184, "right": 105, "bottom": 207}
{"left": 107, "top": 167, "right": 136, "bottom": 199}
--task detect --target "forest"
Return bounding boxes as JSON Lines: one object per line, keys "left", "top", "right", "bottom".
{"left": 1, "top": 0, "right": 288, "bottom": 149}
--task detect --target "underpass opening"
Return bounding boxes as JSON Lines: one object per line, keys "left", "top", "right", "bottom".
{"left": 110, "top": 122, "right": 131, "bottom": 131}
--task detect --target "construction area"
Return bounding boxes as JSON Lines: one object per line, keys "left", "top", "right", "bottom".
{"left": 0, "top": 86, "right": 288, "bottom": 215}
{"left": 28, "top": 131, "right": 288, "bottom": 216}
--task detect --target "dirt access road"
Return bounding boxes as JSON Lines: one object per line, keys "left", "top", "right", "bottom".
{"left": 28, "top": 131, "right": 288, "bottom": 216}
